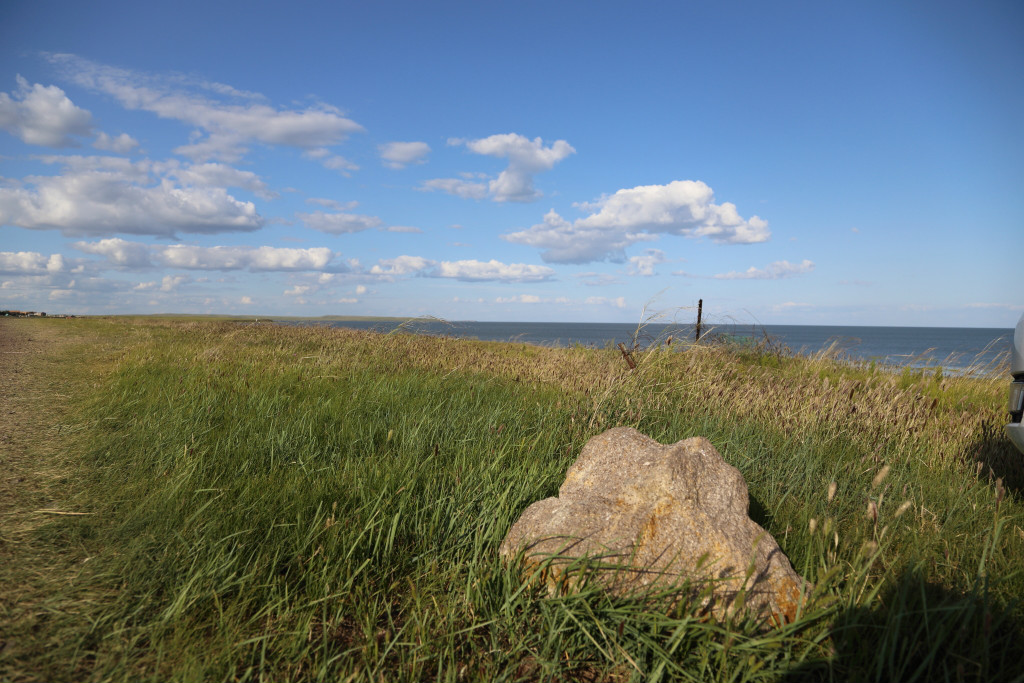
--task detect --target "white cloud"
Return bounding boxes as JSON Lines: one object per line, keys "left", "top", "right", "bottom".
{"left": 0, "top": 75, "right": 93, "bottom": 147}
{"left": 423, "top": 133, "right": 574, "bottom": 202}
{"left": 503, "top": 180, "right": 769, "bottom": 263}
{"left": 464, "top": 134, "right": 575, "bottom": 202}
{"left": 370, "top": 255, "right": 554, "bottom": 282}
{"left": 160, "top": 274, "right": 188, "bottom": 291}
{"left": 92, "top": 131, "right": 139, "bottom": 154}
{"left": 384, "top": 225, "right": 423, "bottom": 233}
{"left": 303, "top": 148, "right": 359, "bottom": 175}
{"left": 47, "top": 53, "right": 363, "bottom": 162}
{"left": 240, "top": 296, "right": 253, "bottom": 305}
{"left": 379, "top": 141, "right": 430, "bottom": 169}
{"left": 299, "top": 210, "right": 382, "bottom": 234}
{"left": 159, "top": 245, "right": 335, "bottom": 271}
{"left": 73, "top": 239, "right": 340, "bottom": 272}
{"left": 305, "top": 197, "right": 357, "bottom": 210}
{"left": 370, "top": 255, "right": 433, "bottom": 276}
{"left": 418, "top": 177, "right": 488, "bottom": 199}
{"left": 158, "top": 160, "right": 276, "bottom": 199}
{"left": 285, "top": 285, "right": 311, "bottom": 296}
{"left": 433, "top": 259, "right": 555, "bottom": 282}
{"left": 355, "top": 285, "right": 367, "bottom": 295}
{"left": 712, "top": 259, "right": 814, "bottom": 280}
{"left": 584, "top": 296, "right": 628, "bottom": 308}
{"left": 0, "top": 251, "right": 67, "bottom": 275}
{"left": 772, "top": 301, "right": 812, "bottom": 312}
{"left": 502, "top": 209, "right": 651, "bottom": 264}
{"left": 0, "top": 156, "right": 263, "bottom": 237}
{"left": 496, "top": 294, "right": 543, "bottom": 304}
{"left": 73, "top": 238, "right": 153, "bottom": 267}
{"left": 627, "top": 249, "right": 666, "bottom": 276}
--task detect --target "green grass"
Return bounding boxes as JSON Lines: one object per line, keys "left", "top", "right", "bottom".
{"left": 2, "top": 317, "right": 1022, "bottom": 682}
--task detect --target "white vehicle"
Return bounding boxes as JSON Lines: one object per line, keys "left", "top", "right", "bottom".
{"left": 1008, "top": 313, "right": 1024, "bottom": 454}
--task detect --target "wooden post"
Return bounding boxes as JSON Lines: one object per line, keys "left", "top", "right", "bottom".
{"left": 617, "top": 342, "right": 637, "bottom": 370}
{"left": 695, "top": 299, "right": 703, "bottom": 342}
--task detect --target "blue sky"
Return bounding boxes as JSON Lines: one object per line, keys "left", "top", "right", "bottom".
{"left": 1, "top": 0, "right": 1021, "bottom": 327}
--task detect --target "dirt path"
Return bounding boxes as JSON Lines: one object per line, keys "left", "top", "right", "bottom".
{"left": 1, "top": 320, "right": 64, "bottom": 518}
{"left": 0, "top": 319, "right": 98, "bottom": 682}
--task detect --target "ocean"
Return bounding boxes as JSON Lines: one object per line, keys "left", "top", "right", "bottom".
{"left": 296, "top": 319, "right": 1014, "bottom": 374}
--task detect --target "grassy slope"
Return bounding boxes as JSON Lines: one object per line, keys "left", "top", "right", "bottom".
{"left": 2, "top": 317, "right": 1022, "bottom": 682}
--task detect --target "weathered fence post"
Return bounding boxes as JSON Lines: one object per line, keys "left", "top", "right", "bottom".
{"left": 617, "top": 342, "right": 637, "bottom": 370}
{"left": 695, "top": 299, "right": 703, "bottom": 342}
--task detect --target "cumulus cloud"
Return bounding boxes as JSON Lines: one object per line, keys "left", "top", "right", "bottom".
{"left": 0, "top": 156, "right": 263, "bottom": 237}
{"left": 160, "top": 274, "right": 189, "bottom": 291}
{"left": 370, "top": 255, "right": 554, "bottom": 282}
{"left": 303, "top": 147, "right": 359, "bottom": 175}
{"left": 159, "top": 245, "right": 335, "bottom": 271}
{"left": 627, "top": 249, "right": 666, "bottom": 276}
{"left": 432, "top": 259, "right": 554, "bottom": 282}
{"left": 299, "top": 210, "right": 383, "bottom": 234}
{"left": 584, "top": 296, "right": 628, "bottom": 308}
{"left": 73, "top": 238, "right": 341, "bottom": 272}
{"left": 73, "top": 238, "right": 153, "bottom": 267}
{"left": 711, "top": 259, "right": 814, "bottom": 280}
{"left": 504, "top": 180, "right": 769, "bottom": 263}
{"left": 158, "top": 160, "right": 276, "bottom": 199}
{"left": 0, "top": 251, "right": 67, "bottom": 275}
{"left": 47, "top": 53, "right": 363, "bottom": 162}
{"left": 422, "top": 133, "right": 574, "bottom": 202}
{"left": 379, "top": 141, "right": 430, "bottom": 169}
{"left": 92, "top": 131, "right": 139, "bottom": 154}
{"left": 464, "top": 134, "right": 575, "bottom": 202}
{"left": 419, "top": 177, "right": 488, "bottom": 200}
{"left": 306, "top": 197, "right": 357, "bottom": 210}
{"left": 0, "top": 75, "right": 93, "bottom": 147}
{"left": 495, "top": 294, "right": 543, "bottom": 304}
{"left": 370, "top": 255, "right": 433, "bottom": 276}
{"left": 502, "top": 209, "right": 653, "bottom": 264}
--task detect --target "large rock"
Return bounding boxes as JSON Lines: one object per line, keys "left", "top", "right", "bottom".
{"left": 500, "top": 427, "right": 807, "bottom": 623}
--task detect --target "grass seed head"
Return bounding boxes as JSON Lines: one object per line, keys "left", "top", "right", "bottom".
{"left": 871, "top": 465, "right": 890, "bottom": 489}
{"left": 867, "top": 499, "right": 878, "bottom": 524}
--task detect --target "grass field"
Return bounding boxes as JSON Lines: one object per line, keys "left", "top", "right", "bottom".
{"left": 1, "top": 316, "right": 1022, "bottom": 682}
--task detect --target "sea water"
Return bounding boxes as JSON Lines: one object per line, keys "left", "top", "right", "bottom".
{"left": 303, "top": 320, "right": 1013, "bottom": 374}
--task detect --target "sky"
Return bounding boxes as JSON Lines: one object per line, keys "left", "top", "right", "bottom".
{"left": 1, "top": 1, "right": 1022, "bottom": 327}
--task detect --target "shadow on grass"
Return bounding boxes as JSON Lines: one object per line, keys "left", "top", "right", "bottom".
{"left": 783, "top": 567, "right": 1024, "bottom": 682}
{"left": 962, "top": 417, "right": 1024, "bottom": 496}
{"left": 748, "top": 492, "right": 773, "bottom": 532}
